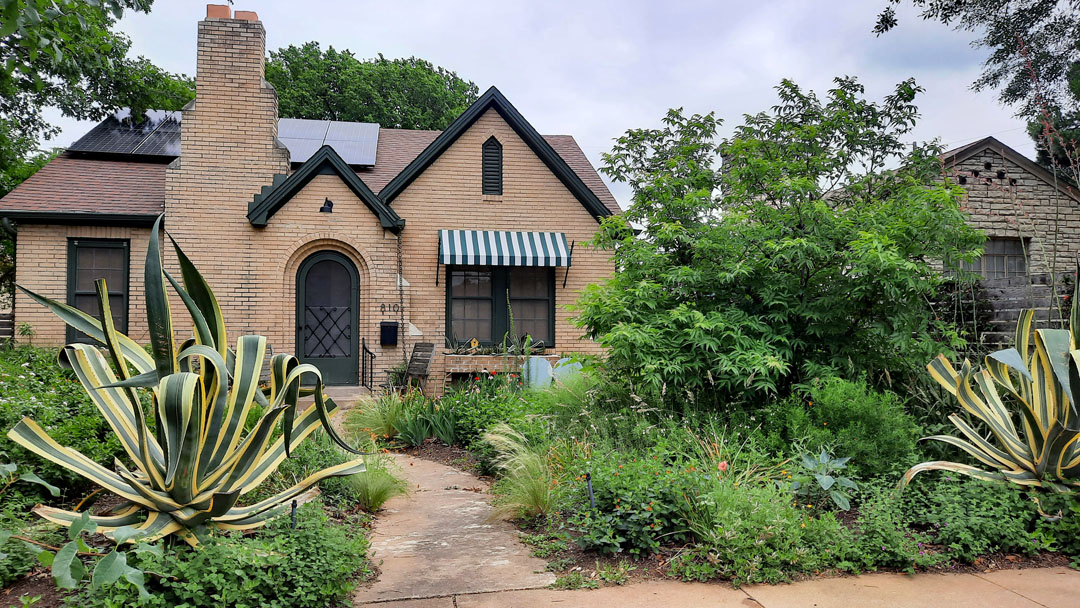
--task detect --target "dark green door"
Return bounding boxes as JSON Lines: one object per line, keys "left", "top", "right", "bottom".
{"left": 296, "top": 251, "right": 359, "bottom": 385}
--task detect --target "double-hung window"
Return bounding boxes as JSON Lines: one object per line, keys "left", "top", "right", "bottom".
{"left": 67, "top": 239, "right": 129, "bottom": 343}
{"left": 447, "top": 266, "right": 554, "bottom": 347}
{"left": 964, "top": 238, "right": 1027, "bottom": 279}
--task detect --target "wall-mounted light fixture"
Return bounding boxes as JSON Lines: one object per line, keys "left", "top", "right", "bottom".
{"left": 319, "top": 198, "right": 334, "bottom": 213}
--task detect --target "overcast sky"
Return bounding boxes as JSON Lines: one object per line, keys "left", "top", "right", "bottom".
{"left": 44, "top": 0, "right": 1035, "bottom": 208}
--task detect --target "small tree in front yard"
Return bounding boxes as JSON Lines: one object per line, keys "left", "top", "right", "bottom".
{"left": 575, "top": 77, "right": 985, "bottom": 407}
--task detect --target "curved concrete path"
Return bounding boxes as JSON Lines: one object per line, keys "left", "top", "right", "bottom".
{"left": 353, "top": 453, "right": 555, "bottom": 604}
{"left": 352, "top": 451, "right": 1080, "bottom": 607}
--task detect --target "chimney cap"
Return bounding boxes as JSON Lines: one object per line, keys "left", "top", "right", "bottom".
{"left": 234, "top": 10, "right": 258, "bottom": 21}
{"left": 206, "top": 4, "right": 230, "bottom": 19}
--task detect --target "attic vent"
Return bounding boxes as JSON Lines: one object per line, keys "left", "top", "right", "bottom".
{"left": 482, "top": 136, "right": 502, "bottom": 195}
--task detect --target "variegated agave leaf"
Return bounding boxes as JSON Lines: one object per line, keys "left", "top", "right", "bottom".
{"left": 900, "top": 265, "right": 1080, "bottom": 502}
{"left": 8, "top": 215, "right": 365, "bottom": 544}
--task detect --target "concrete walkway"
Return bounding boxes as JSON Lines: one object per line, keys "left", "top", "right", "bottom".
{"left": 353, "top": 454, "right": 555, "bottom": 604}
{"left": 352, "top": 452, "right": 1080, "bottom": 607}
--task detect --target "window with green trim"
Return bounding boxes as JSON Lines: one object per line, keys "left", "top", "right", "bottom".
{"left": 447, "top": 266, "right": 554, "bottom": 347}
{"left": 67, "top": 239, "right": 129, "bottom": 343}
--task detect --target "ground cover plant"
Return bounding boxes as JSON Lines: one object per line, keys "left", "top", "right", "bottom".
{"left": 0, "top": 216, "right": 394, "bottom": 603}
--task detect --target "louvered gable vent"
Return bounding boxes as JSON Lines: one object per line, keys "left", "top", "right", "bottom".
{"left": 482, "top": 136, "right": 502, "bottom": 195}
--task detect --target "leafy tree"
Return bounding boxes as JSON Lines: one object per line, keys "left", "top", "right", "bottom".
{"left": 0, "top": 0, "right": 192, "bottom": 302}
{"left": 873, "top": 1, "right": 1080, "bottom": 176}
{"left": 576, "top": 78, "right": 984, "bottom": 407}
{"left": 1, "top": 0, "right": 193, "bottom": 148}
{"left": 267, "top": 42, "right": 479, "bottom": 130}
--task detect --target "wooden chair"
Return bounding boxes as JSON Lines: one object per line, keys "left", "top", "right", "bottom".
{"left": 383, "top": 342, "right": 435, "bottom": 396}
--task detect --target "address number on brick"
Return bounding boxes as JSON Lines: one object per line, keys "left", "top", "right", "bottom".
{"left": 379, "top": 303, "right": 405, "bottom": 314}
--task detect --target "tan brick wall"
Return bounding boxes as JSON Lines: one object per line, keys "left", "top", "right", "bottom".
{"left": 13, "top": 225, "right": 152, "bottom": 345}
{"left": 12, "top": 15, "right": 614, "bottom": 395}
{"left": 950, "top": 147, "right": 1080, "bottom": 273}
{"left": 390, "top": 109, "right": 613, "bottom": 393}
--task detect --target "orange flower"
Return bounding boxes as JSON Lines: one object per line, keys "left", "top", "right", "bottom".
{"left": 717, "top": 461, "right": 729, "bottom": 472}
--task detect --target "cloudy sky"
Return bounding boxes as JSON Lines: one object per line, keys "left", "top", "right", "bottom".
{"left": 45, "top": 0, "right": 1033, "bottom": 208}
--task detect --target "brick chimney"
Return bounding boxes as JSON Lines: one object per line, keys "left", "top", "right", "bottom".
{"left": 164, "top": 5, "right": 289, "bottom": 330}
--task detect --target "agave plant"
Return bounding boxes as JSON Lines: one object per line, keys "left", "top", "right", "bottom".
{"left": 7, "top": 216, "right": 364, "bottom": 545}
{"left": 900, "top": 272, "right": 1080, "bottom": 500}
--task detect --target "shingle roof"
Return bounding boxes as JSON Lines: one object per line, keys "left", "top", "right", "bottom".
{"left": 0, "top": 154, "right": 165, "bottom": 220}
{"left": 0, "top": 125, "right": 620, "bottom": 220}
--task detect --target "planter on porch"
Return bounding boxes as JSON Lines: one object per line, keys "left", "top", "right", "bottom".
{"left": 443, "top": 353, "right": 562, "bottom": 375}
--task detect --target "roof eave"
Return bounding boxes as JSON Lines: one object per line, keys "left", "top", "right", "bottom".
{"left": 378, "top": 86, "right": 612, "bottom": 223}
{"left": 247, "top": 145, "right": 405, "bottom": 232}
{"left": 942, "top": 136, "right": 1080, "bottom": 204}
{"left": 0, "top": 211, "right": 160, "bottom": 227}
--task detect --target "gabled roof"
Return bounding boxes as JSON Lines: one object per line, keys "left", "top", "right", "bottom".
{"left": 942, "top": 136, "right": 1080, "bottom": 204}
{"left": 0, "top": 154, "right": 164, "bottom": 225}
{"left": 377, "top": 87, "right": 614, "bottom": 222}
{"left": 247, "top": 145, "right": 405, "bottom": 230}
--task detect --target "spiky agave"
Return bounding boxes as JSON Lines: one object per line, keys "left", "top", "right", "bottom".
{"left": 7, "top": 216, "right": 365, "bottom": 544}
{"left": 899, "top": 268, "right": 1080, "bottom": 501}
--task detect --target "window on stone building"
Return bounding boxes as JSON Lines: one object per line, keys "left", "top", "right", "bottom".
{"left": 964, "top": 238, "right": 1027, "bottom": 279}
{"left": 482, "top": 136, "right": 502, "bottom": 195}
{"left": 66, "top": 239, "right": 129, "bottom": 343}
{"left": 447, "top": 266, "right": 554, "bottom": 346}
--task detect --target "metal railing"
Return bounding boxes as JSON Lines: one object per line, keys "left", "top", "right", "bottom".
{"left": 361, "top": 337, "right": 376, "bottom": 389}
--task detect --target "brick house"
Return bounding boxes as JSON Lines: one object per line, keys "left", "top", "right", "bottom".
{"left": 942, "top": 136, "right": 1080, "bottom": 341}
{"left": 0, "top": 6, "right": 617, "bottom": 393}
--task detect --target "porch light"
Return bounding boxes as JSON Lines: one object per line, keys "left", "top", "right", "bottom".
{"left": 319, "top": 198, "right": 334, "bottom": 213}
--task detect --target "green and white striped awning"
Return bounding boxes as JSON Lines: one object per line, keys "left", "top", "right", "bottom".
{"left": 438, "top": 230, "right": 572, "bottom": 267}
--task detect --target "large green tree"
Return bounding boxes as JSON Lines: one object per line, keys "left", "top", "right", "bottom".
{"left": 575, "top": 78, "right": 984, "bottom": 407}
{"left": 0, "top": 0, "right": 193, "bottom": 301}
{"left": 266, "top": 42, "right": 478, "bottom": 130}
{"left": 874, "top": 1, "right": 1080, "bottom": 178}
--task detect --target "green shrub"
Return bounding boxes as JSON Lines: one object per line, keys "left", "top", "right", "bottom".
{"left": 65, "top": 502, "right": 370, "bottom": 608}
{"left": 671, "top": 481, "right": 851, "bottom": 585}
{"left": 1035, "top": 494, "right": 1080, "bottom": 560}
{"left": 846, "top": 484, "right": 940, "bottom": 572}
{"left": 440, "top": 374, "right": 525, "bottom": 445}
{"left": 763, "top": 377, "right": 919, "bottom": 478}
{"left": 0, "top": 516, "right": 64, "bottom": 587}
{"left": 902, "top": 476, "right": 1038, "bottom": 562}
{"left": 567, "top": 447, "right": 693, "bottom": 556}
{"left": 0, "top": 346, "right": 124, "bottom": 506}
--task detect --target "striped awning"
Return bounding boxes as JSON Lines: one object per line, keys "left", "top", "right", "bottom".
{"left": 438, "top": 230, "right": 572, "bottom": 267}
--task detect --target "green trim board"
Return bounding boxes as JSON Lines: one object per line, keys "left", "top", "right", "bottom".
{"left": 0, "top": 212, "right": 158, "bottom": 227}
{"left": 66, "top": 238, "right": 130, "bottom": 344}
{"left": 444, "top": 265, "right": 556, "bottom": 348}
{"left": 378, "top": 87, "right": 613, "bottom": 222}
{"left": 248, "top": 145, "right": 405, "bottom": 231}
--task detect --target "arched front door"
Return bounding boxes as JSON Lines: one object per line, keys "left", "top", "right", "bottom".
{"left": 296, "top": 251, "right": 359, "bottom": 385}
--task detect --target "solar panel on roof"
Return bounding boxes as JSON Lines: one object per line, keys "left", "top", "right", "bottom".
{"left": 277, "top": 118, "right": 378, "bottom": 166}
{"left": 67, "top": 111, "right": 379, "bottom": 166}
{"left": 68, "top": 110, "right": 182, "bottom": 157}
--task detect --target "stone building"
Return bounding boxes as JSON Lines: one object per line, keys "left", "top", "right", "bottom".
{"left": 942, "top": 136, "right": 1079, "bottom": 341}
{"left": 0, "top": 5, "right": 617, "bottom": 393}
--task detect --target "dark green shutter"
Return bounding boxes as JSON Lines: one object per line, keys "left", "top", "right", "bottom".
{"left": 482, "top": 136, "right": 502, "bottom": 195}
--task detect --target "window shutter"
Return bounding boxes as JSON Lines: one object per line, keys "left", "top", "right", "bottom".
{"left": 482, "top": 136, "right": 502, "bottom": 195}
